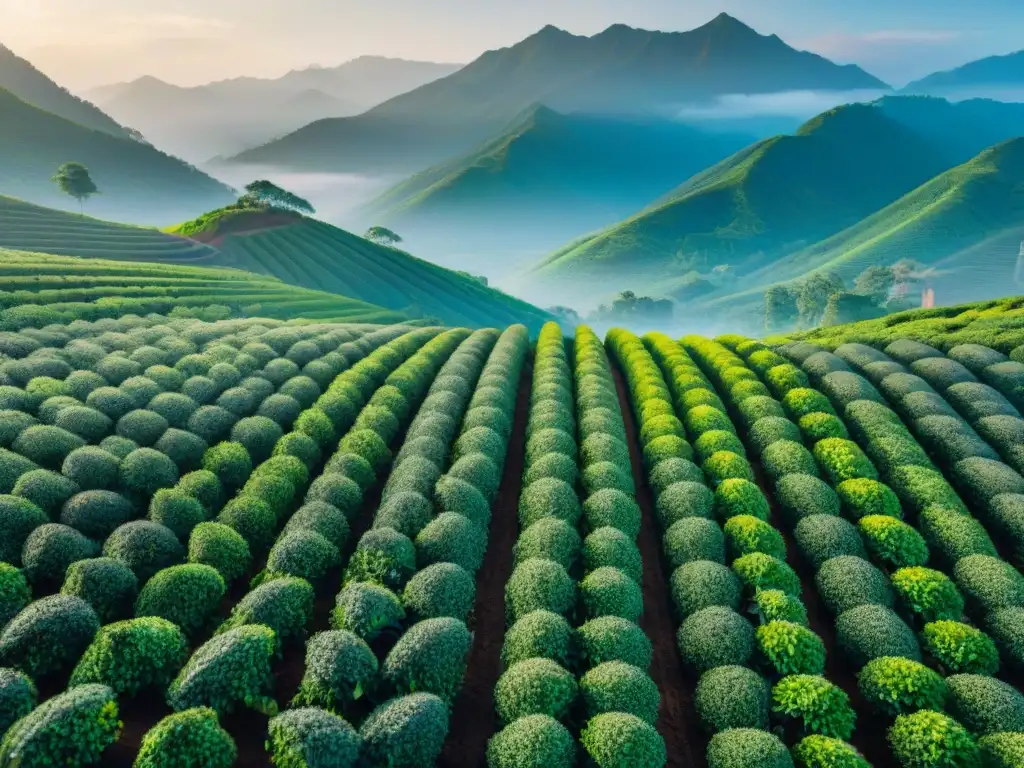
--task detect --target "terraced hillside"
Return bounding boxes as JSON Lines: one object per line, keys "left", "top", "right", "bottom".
{"left": 0, "top": 297, "right": 1020, "bottom": 767}
{"left": 0, "top": 199, "right": 553, "bottom": 331}
{"left": 0, "top": 248, "right": 411, "bottom": 328}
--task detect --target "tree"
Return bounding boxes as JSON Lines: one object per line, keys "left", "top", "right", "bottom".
{"left": 764, "top": 285, "right": 799, "bottom": 332}
{"left": 821, "top": 292, "right": 886, "bottom": 326}
{"left": 796, "top": 271, "right": 845, "bottom": 328}
{"left": 52, "top": 162, "right": 98, "bottom": 213}
{"left": 365, "top": 226, "right": 403, "bottom": 247}
{"left": 240, "top": 180, "right": 314, "bottom": 214}
{"left": 853, "top": 266, "right": 896, "bottom": 304}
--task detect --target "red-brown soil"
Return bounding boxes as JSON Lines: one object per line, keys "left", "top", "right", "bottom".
{"left": 439, "top": 360, "right": 532, "bottom": 768}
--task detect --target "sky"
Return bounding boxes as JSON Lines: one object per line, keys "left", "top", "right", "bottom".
{"left": 2, "top": 0, "right": 1022, "bottom": 91}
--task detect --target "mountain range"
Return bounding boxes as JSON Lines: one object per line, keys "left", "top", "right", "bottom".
{"left": 225, "top": 14, "right": 888, "bottom": 174}
{"left": 904, "top": 49, "right": 1024, "bottom": 99}
{"left": 87, "top": 57, "right": 461, "bottom": 162}
{"left": 363, "top": 106, "right": 759, "bottom": 273}
{"left": 0, "top": 86, "right": 235, "bottom": 224}
{"left": 526, "top": 96, "right": 1024, "bottom": 308}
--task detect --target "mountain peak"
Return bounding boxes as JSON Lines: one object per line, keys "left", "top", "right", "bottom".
{"left": 703, "top": 12, "right": 758, "bottom": 33}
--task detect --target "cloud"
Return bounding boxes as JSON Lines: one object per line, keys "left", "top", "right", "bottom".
{"left": 802, "top": 29, "right": 962, "bottom": 59}
{"left": 673, "top": 89, "right": 888, "bottom": 120}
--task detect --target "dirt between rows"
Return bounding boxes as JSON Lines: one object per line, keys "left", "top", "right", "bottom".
{"left": 440, "top": 358, "right": 532, "bottom": 768}
{"left": 611, "top": 366, "right": 706, "bottom": 768}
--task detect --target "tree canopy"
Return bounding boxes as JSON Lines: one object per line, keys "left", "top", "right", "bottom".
{"left": 364, "top": 226, "right": 403, "bottom": 247}
{"left": 240, "top": 180, "right": 315, "bottom": 214}
{"left": 52, "top": 162, "right": 99, "bottom": 211}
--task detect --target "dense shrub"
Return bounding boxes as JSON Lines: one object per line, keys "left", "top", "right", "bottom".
{"left": 0, "top": 451, "right": 39, "bottom": 497}
{"left": 580, "top": 712, "right": 666, "bottom": 768}
{"left": 0, "top": 666, "right": 35, "bottom": 739}
{"left": 748, "top": 417, "right": 803, "bottom": 456}
{"left": 292, "top": 629, "right": 377, "bottom": 711}
{"left": 501, "top": 610, "right": 573, "bottom": 668}
{"left": 706, "top": 728, "right": 794, "bottom": 768}
{"left": 580, "top": 567, "right": 642, "bottom": 622}
{"left": 815, "top": 555, "right": 893, "bottom": 615}
{"left": 383, "top": 617, "right": 471, "bottom": 703}
{"left": 583, "top": 489, "right": 641, "bottom": 539}
{"left": 0, "top": 683, "right": 120, "bottom": 766}
{"left": 858, "top": 656, "right": 947, "bottom": 716}
{"left": 792, "top": 736, "right": 869, "bottom": 768}
{"left": 0, "top": 594, "right": 99, "bottom": 676}
{"left": 495, "top": 657, "right": 577, "bottom": 724}
{"left": 70, "top": 616, "right": 188, "bottom": 696}
{"left": 187, "top": 521, "right": 250, "bottom": 584}
{"left": 891, "top": 567, "right": 965, "bottom": 622}
{"left": 0, "top": 495, "right": 48, "bottom": 565}
{"left": 712, "top": 478, "right": 769, "bottom": 523}
{"left": 347, "top": 527, "right": 416, "bottom": 590}
{"left": 266, "top": 707, "right": 362, "bottom": 768}
{"left": 859, "top": 515, "right": 929, "bottom": 569}
{"left": 888, "top": 710, "right": 980, "bottom": 768}
{"left": 13, "top": 425, "right": 86, "bottom": 469}
{"left": 505, "top": 559, "right": 575, "bottom": 623}
{"left": 358, "top": 693, "right": 449, "bottom": 768}
{"left": 62, "top": 446, "right": 120, "bottom": 491}
{"left": 265, "top": 529, "right": 340, "bottom": 584}
{"left": 978, "top": 732, "right": 1024, "bottom": 768}
{"left": 954, "top": 554, "right": 1024, "bottom": 614}
{"left": 733, "top": 553, "right": 801, "bottom": 597}
{"left": 218, "top": 576, "right": 314, "bottom": 646}
{"left": 677, "top": 606, "right": 754, "bottom": 672}
{"left": 134, "top": 707, "right": 237, "bottom": 768}
{"left": 120, "top": 448, "right": 180, "bottom": 497}
{"left": 519, "top": 478, "right": 580, "bottom": 529}
{"left": 664, "top": 518, "right": 725, "bottom": 570}
{"left": 771, "top": 674, "right": 855, "bottom": 740}
{"left": 135, "top": 563, "right": 226, "bottom": 639}
{"left": 216, "top": 495, "right": 276, "bottom": 552}
{"left": 724, "top": 515, "right": 786, "bottom": 561}
{"left": 775, "top": 474, "right": 841, "bottom": 523}
{"left": 22, "top": 523, "right": 97, "bottom": 588}
{"left": 0, "top": 565, "right": 29, "bottom": 634}
{"left": 486, "top": 715, "right": 575, "bottom": 768}
{"left": 655, "top": 481, "right": 714, "bottom": 528}
{"left": 694, "top": 665, "right": 770, "bottom": 733}
{"left": 338, "top": 429, "right": 391, "bottom": 473}
{"left": 670, "top": 560, "right": 740, "bottom": 619}
{"left": 99, "top": 434, "right": 138, "bottom": 460}
{"left": 400, "top": 563, "right": 475, "bottom": 623}
{"left": 332, "top": 581, "right": 405, "bottom": 642}
{"left": 836, "top": 605, "right": 920, "bottom": 669}
{"left": 793, "top": 515, "right": 865, "bottom": 570}
{"left": 762, "top": 441, "right": 819, "bottom": 483}
{"left": 755, "top": 590, "right": 809, "bottom": 626}
{"left": 920, "top": 506, "right": 997, "bottom": 565}
{"left": 61, "top": 557, "right": 138, "bottom": 623}
{"left": 515, "top": 518, "right": 581, "bottom": 571}
{"left": 756, "top": 621, "right": 826, "bottom": 676}
{"left": 922, "top": 620, "right": 1001, "bottom": 676}
{"left": 116, "top": 409, "right": 169, "bottom": 447}
{"left": 103, "top": 520, "right": 185, "bottom": 583}
{"left": 167, "top": 624, "right": 277, "bottom": 715}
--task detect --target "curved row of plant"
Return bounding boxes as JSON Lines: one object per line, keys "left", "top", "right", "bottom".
{"left": 316, "top": 325, "right": 531, "bottom": 768}
{"left": 717, "top": 333, "right": 1024, "bottom": 767}
{"left": 0, "top": 322, "right": 444, "bottom": 764}
{"left": 610, "top": 328, "right": 853, "bottom": 768}
{"left": 822, "top": 340, "right": 1024, "bottom": 569}
{"left": 488, "top": 322, "right": 665, "bottom": 768}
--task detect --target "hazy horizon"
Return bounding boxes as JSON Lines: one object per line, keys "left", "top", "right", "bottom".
{"left": 3, "top": 0, "right": 1023, "bottom": 92}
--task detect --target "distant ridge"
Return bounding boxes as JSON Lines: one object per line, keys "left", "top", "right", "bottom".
{"left": 905, "top": 49, "right": 1024, "bottom": 95}
{"left": 227, "top": 13, "right": 888, "bottom": 173}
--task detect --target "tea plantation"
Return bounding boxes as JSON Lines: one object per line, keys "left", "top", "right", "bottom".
{"left": 0, "top": 296, "right": 1019, "bottom": 768}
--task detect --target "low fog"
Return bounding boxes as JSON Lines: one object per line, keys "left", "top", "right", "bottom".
{"left": 672, "top": 88, "right": 890, "bottom": 122}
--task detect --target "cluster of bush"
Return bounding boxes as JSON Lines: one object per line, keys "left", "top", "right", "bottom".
{"left": 721, "top": 333, "right": 1024, "bottom": 767}
{"left": 0, "top": 315, "right": 452, "bottom": 763}
{"left": 612, "top": 330, "right": 852, "bottom": 768}
{"left": 488, "top": 323, "right": 664, "bottom": 768}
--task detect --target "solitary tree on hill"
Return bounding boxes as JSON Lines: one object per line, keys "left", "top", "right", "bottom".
{"left": 365, "top": 226, "right": 403, "bottom": 247}
{"left": 240, "top": 180, "right": 315, "bottom": 214}
{"left": 52, "top": 162, "right": 98, "bottom": 214}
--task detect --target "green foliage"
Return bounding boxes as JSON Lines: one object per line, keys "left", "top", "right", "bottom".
{"left": 216, "top": 494, "right": 276, "bottom": 552}
{"left": 577, "top": 616, "right": 652, "bottom": 670}
{"left": 61, "top": 557, "right": 138, "bottom": 624}
{"left": 756, "top": 621, "right": 826, "bottom": 676}
{"left": 694, "top": 665, "right": 770, "bottom": 733}
{"left": 920, "top": 506, "right": 997, "bottom": 565}
{"left": 495, "top": 657, "right": 577, "bottom": 724}
{"left": 714, "top": 478, "right": 770, "bottom": 522}
{"left": 891, "top": 567, "right": 965, "bottom": 622}
{"left": 954, "top": 554, "right": 1024, "bottom": 614}
{"left": 655, "top": 481, "right": 714, "bottom": 527}
{"left": 670, "top": 560, "right": 740, "bottom": 618}
{"left": 889, "top": 710, "right": 980, "bottom": 768}
{"left": 775, "top": 474, "right": 841, "bottom": 523}
{"left": 515, "top": 517, "right": 580, "bottom": 571}
{"left": 0, "top": 667, "right": 35, "bottom": 739}
{"left": 218, "top": 576, "right": 314, "bottom": 646}
{"left": 134, "top": 708, "right": 237, "bottom": 768}
{"left": 0, "top": 683, "right": 119, "bottom": 767}
{"left": 793, "top": 515, "right": 865, "bottom": 570}
{"left": 583, "top": 489, "right": 641, "bottom": 539}
{"left": 0, "top": 593, "right": 99, "bottom": 676}
{"left": 724, "top": 515, "right": 786, "bottom": 561}
{"left": 168, "top": 624, "right": 277, "bottom": 715}
{"left": 332, "top": 581, "right": 405, "bottom": 642}
{"left": 292, "top": 629, "right": 377, "bottom": 711}
{"left": 706, "top": 728, "right": 794, "bottom": 768}
{"left": 69, "top": 616, "right": 188, "bottom": 696}
{"left": 12, "top": 424, "right": 85, "bottom": 469}
{"left": 486, "top": 715, "right": 576, "bottom": 768}
{"left": 755, "top": 590, "right": 810, "bottom": 626}
{"left": 501, "top": 610, "right": 573, "bottom": 668}
{"left": 836, "top": 604, "right": 920, "bottom": 669}
{"left": 815, "top": 555, "right": 892, "bottom": 615}
{"left": 978, "top": 732, "right": 1024, "bottom": 768}
{"left": 358, "top": 693, "right": 449, "bottom": 768}
{"left": 415, "top": 512, "right": 487, "bottom": 574}
{"left": 62, "top": 446, "right": 120, "bottom": 490}
{"left": 733, "top": 553, "right": 801, "bottom": 597}
{"left": 580, "top": 712, "right": 666, "bottom": 768}
{"left": 202, "top": 441, "right": 253, "bottom": 491}
{"left": 188, "top": 522, "right": 250, "bottom": 584}
{"left": 22, "top": 522, "right": 97, "bottom": 588}
{"left": 922, "top": 620, "right": 1000, "bottom": 676}
{"left": 506, "top": 559, "right": 575, "bottom": 623}
{"left": 858, "top": 656, "right": 948, "bottom": 716}
{"left": 135, "top": 563, "right": 226, "bottom": 640}
{"left": 103, "top": 521, "right": 185, "bottom": 583}
{"left": 986, "top": 606, "right": 1024, "bottom": 670}
{"left": 763, "top": 440, "right": 819, "bottom": 483}
{"left": 149, "top": 489, "right": 206, "bottom": 542}
{"left": 677, "top": 606, "right": 754, "bottom": 673}
{"left": 267, "top": 707, "right": 362, "bottom": 768}
{"left": 664, "top": 518, "right": 725, "bottom": 569}
{"left": 772, "top": 674, "right": 855, "bottom": 740}
{"left": 178, "top": 470, "right": 223, "bottom": 515}
{"left": 792, "top": 736, "right": 869, "bottom": 768}
{"left": 0, "top": 565, "right": 30, "bottom": 632}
